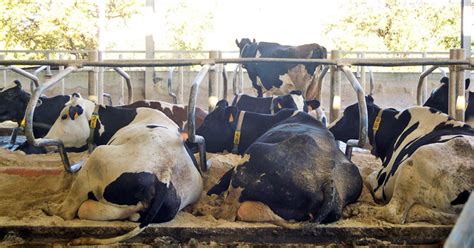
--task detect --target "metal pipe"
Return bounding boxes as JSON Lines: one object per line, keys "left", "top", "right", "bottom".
{"left": 232, "top": 64, "right": 240, "bottom": 95}
{"left": 113, "top": 67, "right": 133, "bottom": 104}
{"left": 167, "top": 67, "right": 177, "bottom": 104}
{"left": 449, "top": 50, "right": 458, "bottom": 117}
{"left": 341, "top": 65, "right": 368, "bottom": 152}
{"left": 444, "top": 194, "right": 474, "bottom": 248}
{"left": 103, "top": 93, "right": 113, "bottom": 106}
{"left": 0, "top": 58, "right": 472, "bottom": 67}
{"left": 417, "top": 65, "right": 439, "bottom": 105}
{"left": 8, "top": 66, "right": 39, "bottom": 90}
{"left": 330, "top": 51, "right": 341, "bottom": 123}
{"left": 222, "top": 65, "right": 228, "bottom": 100}
{"left": 368, "top": 67, "right": 375, "bottom": 95}
{"left": 187, "top": 64, "right": 210, "bottom": 172}
{"left": 307, "top": 65, "right": 329, "bottom": 101}
{"left": 455, "top": 49, "right": 466, "bottom": 122}
{"left": 31, "top": 65, "right": 48, "bottom": 92}
{"left": 24, "top": 66, "right": 82, "bottom": 173}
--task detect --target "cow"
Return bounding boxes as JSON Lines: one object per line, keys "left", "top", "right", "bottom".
{"left": 45, "top": 96, "right": 202, "bottom": 245}
{"left": 329, "top": 95, "right": 474, "bottom": 224}
{"left": 206, "top": 110, "right": 362, "bottom": 224}
{"left": 0, "top": 80, "right": 70, "bottom": 138}
{"left": 193, "top": 100, "right": 302, "bottom": 154}
{"left": 232, "top": 90, "right": 327, "bottom": 126}
{"left": 236, "top": 38, "right": 327, "bottom": 97}
{"left": 423, "top": 76, "right": 474, "bottom": 126}
{"left": 122, "top": 100, "right": 208, "bottom": 132}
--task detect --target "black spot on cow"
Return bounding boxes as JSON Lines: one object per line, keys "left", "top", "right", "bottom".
{"left": 146, "top": 124, "right": 166, "bottom": 129}
{"left": 61, "top": 114, "right": 68, "bottom": 120}
{"left": 450, "top": 190, "right": 470, "bottom": 205}
{"left": 68, "top": 105, "right": 84, "bottom": 120}
{"left": 103, "top": 172, "right": 158, "bottom": 206}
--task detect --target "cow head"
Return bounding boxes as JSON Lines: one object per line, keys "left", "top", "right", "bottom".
{"left": 43, "top": 93, "right": 96, "bottom": 149}
{"left": 329, "top": 95, "right": 379, "bottom": 143}
{"left": 423, "top": 77, "right": 470, "bottom": 114}
{"left": 273, "top": 90, "right": 305, "bottom": 112}
{"left": 305, "top": 99, "right": 327, "bottom": 127}
{"left": 235, "top": 38, "right": 256, "bottom": 53}
{"left": 194, "top": 100, "right": 237, "bottom": 153}
{"left": 0, "top": 80, "right": 31, "bottom": 124}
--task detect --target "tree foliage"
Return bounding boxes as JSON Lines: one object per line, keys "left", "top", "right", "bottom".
{"left": 0, "top": 0, "right": 140, "bottom": 54}
{"left": 164, "top": 0, "right": 214, "bottom": 52}
{"left": 323, "top": 0, "right": 461, "bottom": 51}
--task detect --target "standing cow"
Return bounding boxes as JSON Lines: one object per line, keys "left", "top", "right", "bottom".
{"left": 207, "top": 112, "right": 362, "bottom": 224}
{"left": 236, "top": 38, "right": 327, "bottom": 97}
{"left": 423, "top": 77, "right": 473, "bottom": 126}
{"left": 329, "top": 95, "right": 474, "bottom": 224}
{"left": 45, "top": 96, "right": 202, "bottom": 245}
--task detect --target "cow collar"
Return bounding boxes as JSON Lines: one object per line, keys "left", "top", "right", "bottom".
{"left": 371, "top": 108, "right": 384, "bottom": 156}
{"left": 269, "top": 96, "right": 277, "bottom": 114}
{"left": 232, "top": 111, "right": 246, "bottom": 154}
{"left": 87, "top": 104, "right": 101, "bottom": 153}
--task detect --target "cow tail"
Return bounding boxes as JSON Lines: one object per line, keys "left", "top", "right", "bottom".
{"left": 69, "top": 179, "right": 169, "bottom": 246}
{"left": 312, "top": 180, "right": 341, "bottom": 224}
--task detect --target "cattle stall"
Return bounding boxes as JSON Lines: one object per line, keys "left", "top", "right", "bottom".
{"left": 0, "top": 53, "right": 472, "bottom": 246}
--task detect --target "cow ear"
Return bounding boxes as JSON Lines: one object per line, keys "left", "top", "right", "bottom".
{"left": 465, "top": 78, "right": 470, "bottom": 89}
{"left": 289, "top": 90, "right": 303, "bottom": 96}
{"left": 225, "top": 106, "right": 237, "bottom": 123}
{"left": 13, "top": 80, "right": 22, "bottom": 89}
{"left": 252, "top": 38, "right": 256, "bottom": 43}
{"left": 440, "top": 77, "right": 449, "bottom": 85}
{"left": 235, "top": 38, "right": 240, "bottom": 47}
{"left": 68, "top": 105, "right": 84, "bottom": 120}
{"left": 305, "top": 100, "right": 320, "bottom": 111}
{"left": 366, "top": 95, "right": 374, "bottom": 103}
{"left": 216, "top": 99, "right": 229, "bottom": 109}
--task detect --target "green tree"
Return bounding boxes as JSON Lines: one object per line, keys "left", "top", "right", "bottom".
{"left": 323, "top": 0, "right": 460, "bottom": 52}
{"left": 164, "top": 0, "right": 214, "bottom": 53}
{"left": 0, "top": 0, "right": 140, "bottom": 57}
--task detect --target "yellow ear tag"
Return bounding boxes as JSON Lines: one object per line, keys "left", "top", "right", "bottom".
{"left": 74, "top": 112, "right": 79, "bottom": 120}
{"left": 229, "top": 114, "right": 234, "bottom": 122}
{"left": 20, "top": 118, "right": 26, "bottom": 127}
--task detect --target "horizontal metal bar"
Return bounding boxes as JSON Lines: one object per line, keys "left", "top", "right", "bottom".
{"left": 0, "top": 58, "right": 472, "bottom": 68}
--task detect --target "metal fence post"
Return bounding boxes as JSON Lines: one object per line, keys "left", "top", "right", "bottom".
{"left": 448, "top": 49, "right": 458, "bottom": 118}
{"left": 0, "top": 54, "right": 5, "bottom": 87}
{"left": 329, "top": 50, "right": 341, "bottom": 122}
{"left": 422, "top": 52, "right": 428, "bottom": 102}
{"left": 178, "top": 53, "right": 185, "bottom": 104}
{"left": 455, "top": 49, "right": 466, "bottom": 122}
{"left": 119, "top": 54, "right": 125, "bottom": 105}
{"left": 208, "top": 51, "right": 220, "bottom": 111}
{"left": 360, "top": 53, "right": 366, "bottom": 93}
{"left": 145, "top": 35, "right": 155, "bottom": 100}
{"left": 88, "top": 50, "right": 98, "bottom": 99}
{"left": 97, "top": 51, "right": 104, "bottom": 104}
{"left": 59, "top": 54, "right": 65, "bottom": 95}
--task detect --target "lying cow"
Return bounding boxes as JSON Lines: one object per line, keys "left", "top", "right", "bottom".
{"left": 236, "top": 38, "right": 327, "bottom": 97}
{"left": 194, "top": 100, "right": 302, "bottom": 154}
{"left": 329, "top": 95, "right": 474, "bottom": 224}
{"left": 232, "top": 90, "right": 327, "bottom": 126}
{"left": 45, "top": 96, "right": 202, "bottom": 245}
{"left": 122, "top": 100, "right": 208, "bottom": 131}
{"left": 0, "top": 80, "right": 70, "bottom": 138}
{"left": 423, "top": 76, "right": 473, "bottom": 126}
{"left": 207, "top": 110, "right": 362, "bottom": 224}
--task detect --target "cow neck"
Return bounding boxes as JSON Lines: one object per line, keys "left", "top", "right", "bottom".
{"left": 269, "top": 96, "right": 277, "bottom": 114}
{"left": 232, "top": 110, "right": 295, "bottom": 154}
{"left": 368, "top": 107, "right": 404, "bottom": 162}
{"left": 94, "top": 106, "right": 137, "bottom": 146}
{"left": 231, "top": 111, "right": 246, "bottom": 154}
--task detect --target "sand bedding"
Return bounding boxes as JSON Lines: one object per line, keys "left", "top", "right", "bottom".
{"left": 0, "top": 148, "right": 451, "bottom": 245}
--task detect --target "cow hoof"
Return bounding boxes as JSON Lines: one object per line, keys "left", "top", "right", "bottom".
{"left": 128, "top": 213, "right": 141, "bottom": 222}
{"left": 41, "top": 203, "right": 59, "bottom": 217}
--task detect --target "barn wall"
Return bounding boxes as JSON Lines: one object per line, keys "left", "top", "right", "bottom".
{"left": 1, "top": 70, "right": 446, "bottom": 110}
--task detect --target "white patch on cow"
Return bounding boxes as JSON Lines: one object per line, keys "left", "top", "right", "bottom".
{"left": 290, "top": 94, "right": 305, "bottom": 111}
{"left": 308, "top": 108, "right": 328, "bottom": 127}
{"left": 42, "top": 96, "right": 96, "bottom": 149}
{"left": 256, "top": 50, "right": 261, "bottom": 58}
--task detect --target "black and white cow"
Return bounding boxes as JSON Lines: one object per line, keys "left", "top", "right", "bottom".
{"left": 0, "top": 80, "right": 70, "bottom": 138}
{"left": 423, "top": 76, "right": 474, "bottom": 126}
{"left": 207, "top": 111, "right": 362, "bottom": 224}
{"left": 46, "top": 98, "right": 202, "bottom": 245}
{"left": 231, "top": 90, "right": 327, "bottom": 126}
{"left": 236, "top": 38, "right": 327, "bottom": 97}
{"left": 194, "top": 100, "right": 301, "bottom": 154}
{"left": 329, "top": 96, "right": 474, "bottom": 224}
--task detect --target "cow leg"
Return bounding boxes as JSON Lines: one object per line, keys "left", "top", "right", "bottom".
{"left": 236, "top": 201, "right": 295, "bottom": 228}
{"left": 48, "top": 175, "right": 91, "bottom": 220}
{"left": 216, "top": 186, "right": 243, "bottom": 221}
{"left": 405, "top": 204, "right": 458, "bottom": 224}
{"left": 77, "top": 200, "right": 145, "bottom": 221}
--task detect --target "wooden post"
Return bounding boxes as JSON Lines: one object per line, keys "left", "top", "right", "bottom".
{"left": 0, "top": 54, "right": 6, "bottom": 88}
{"left": 145, "top": 35, "right": 155, "bottom": 100}
{"left": 88, "top": 50, "right": 98, "bottom": 99}
{"left": 329, "top": 50, "right": 341, "bottom": 122}
{"left": 59, "top": 54, "right": 65, "bottom": 95}
{"left": 448, "top": 49, "right": 457, "bottom": 117}
{"left": 97, "top": 51, "right": 104, "bottom": 104}
{"left": 455, "top": 49, "right": 466, "bottom": 122}
{"left": 208, "top": 51, "right": 220, "bottom": 111}
{"left": 422, "top": 52, "right": 428, "bottom": 102}
{"left": 178, "top": 53, "right": 184, "bottom": 104}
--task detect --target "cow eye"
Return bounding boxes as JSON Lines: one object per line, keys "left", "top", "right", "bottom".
{"left": 61, "top": 114, "right": 68, "bottom": 120}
